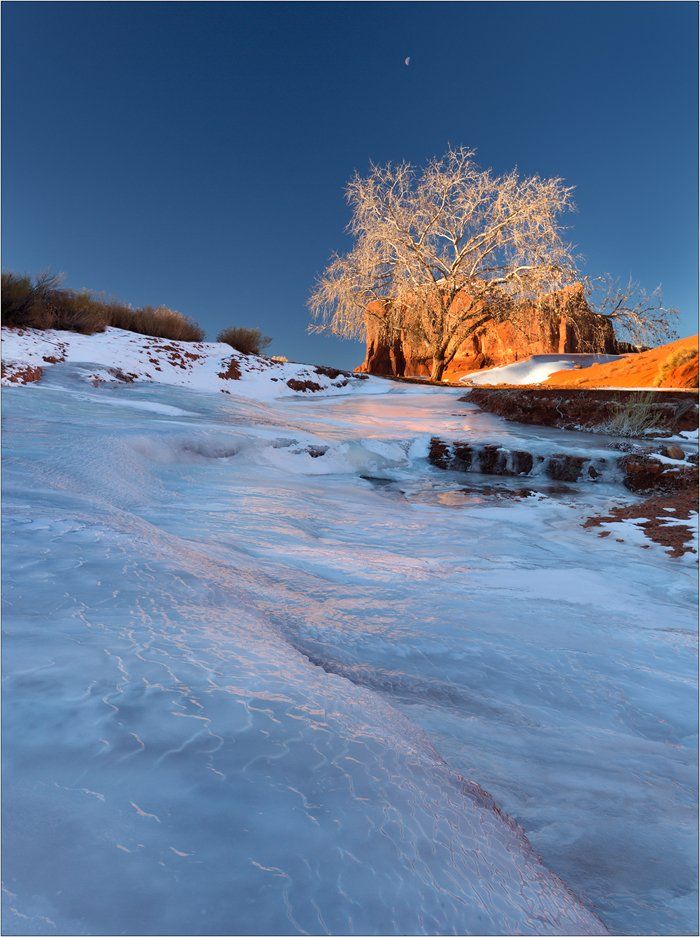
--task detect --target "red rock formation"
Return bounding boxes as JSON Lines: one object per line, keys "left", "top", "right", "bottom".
{"left": 357, "top": 284, "right": 627, "bottom": 379}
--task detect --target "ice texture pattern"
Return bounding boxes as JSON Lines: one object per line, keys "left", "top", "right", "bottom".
{"left": 3, "top": 364, "right": 697, "bottom": 936}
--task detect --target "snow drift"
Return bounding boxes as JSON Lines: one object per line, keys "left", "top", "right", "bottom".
{"left": 459, "top": 353, "right": 621, "bottom": 386}
{"left": 0, "top": 326, "right": 390, "bottom": 398}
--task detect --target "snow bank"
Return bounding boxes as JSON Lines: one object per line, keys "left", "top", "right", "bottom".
{"left": 459, "top": 353, "right": 621, "bottom": 386}
{"left": 1, "top": 326, "right": 390, "bottom": 399}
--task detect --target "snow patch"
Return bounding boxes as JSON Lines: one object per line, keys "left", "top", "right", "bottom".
{"left": 1, "top": 326, "right": 390, "bottom": 399}
{"left": 459, "top": 353, "right": 621, "bottom": 386}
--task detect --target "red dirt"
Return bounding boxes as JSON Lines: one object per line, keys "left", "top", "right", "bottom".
{"left": 287, "top": 379, "right": 322, "bottom": 392}
{"left": 218, "top": 358, "right": 242, "bottom": 380}
{"left": 545, "top": 335, "right": 698, "bottom": 389}
{"left": 1, "top": 363, "right": 43, "bottom": 384}
{"left": 466, "top": 386, "right": 698, "bottom": 434}
{"left": 583, "top": 488, "right": 698, "bottom": 558}
{"left": 619, "top": 453, "right": 698, "bottom": 493}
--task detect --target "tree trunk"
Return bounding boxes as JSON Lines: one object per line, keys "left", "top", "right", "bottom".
{"left": 430, "top": 354, "right": 446, "bottom": 382}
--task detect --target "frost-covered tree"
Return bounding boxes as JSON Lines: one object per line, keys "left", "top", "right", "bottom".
{"left": 309, "top": 147, "right": 676, "bottom": 380}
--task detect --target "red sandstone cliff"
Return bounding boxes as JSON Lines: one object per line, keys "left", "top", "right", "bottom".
{"left": 357, "top": 284, "right": 634, "bottom": 380}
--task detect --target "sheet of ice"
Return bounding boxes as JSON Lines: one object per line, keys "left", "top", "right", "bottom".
{"left": 3, "top": 368, "right": 697, "bottom": 936}
{"left": 459, "top": 353, "right": 622, "bottom": 385}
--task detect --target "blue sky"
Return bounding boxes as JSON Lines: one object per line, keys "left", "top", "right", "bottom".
{"left": 3, "top": 2, "right": 697, "bottom": 368}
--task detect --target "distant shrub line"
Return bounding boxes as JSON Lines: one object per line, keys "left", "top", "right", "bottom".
{"left": 3, "top": 271, "right": 277, "bottom": 352}
{"left": 2, "top": 272, "right": 206, "bottom": 342}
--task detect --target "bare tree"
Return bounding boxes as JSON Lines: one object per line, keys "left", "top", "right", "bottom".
{"left": 309, "top": 148, "right": 677, "bottom": 379}
{"left": 309, "top": 147, "right": 578, "bottom": 380}
{"left": 584, "top": 274, "right": 678, "bottom": 348}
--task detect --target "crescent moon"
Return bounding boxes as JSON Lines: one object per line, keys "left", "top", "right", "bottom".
{"left": 404, "top": 56, "right": 411, "bottom": 66}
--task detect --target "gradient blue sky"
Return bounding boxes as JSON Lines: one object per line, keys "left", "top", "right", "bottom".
{"left": 3, "top": 2, "right": 697, "bottom": 368}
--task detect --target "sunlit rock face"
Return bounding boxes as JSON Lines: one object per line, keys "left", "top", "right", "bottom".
{"left": 358, "top": 284, "right": 627, "bottom": 379}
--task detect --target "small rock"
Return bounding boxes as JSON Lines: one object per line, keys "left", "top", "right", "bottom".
{"left": 547, "top": 454, "right": 586, "bottom": 482}
{"left": 428, "top": 438, "right": 451, "bottom": 470}
{"left": 663, "top": 444, "right": 685, "bottom": 461}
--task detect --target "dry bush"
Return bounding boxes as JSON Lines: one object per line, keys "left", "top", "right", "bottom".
{"left": 2, "top": 273, "right": 110, "bottom": 332}
{"left": 2, "top": 271, "right": 205, "bottom": 341}
{"left": 2, "top": 272, "right": 36, "bottom": 326}
{"left": 49, "top": 288, "right": 110, "bottom": 333}
{"left": 603, "top": 393, "right": 662, "bottom": 437}
{"left": 217, "top": 326, "right": 271, "bottom": 356}
{"left": 109, "top": 304, "right": 205, "bottom": 342}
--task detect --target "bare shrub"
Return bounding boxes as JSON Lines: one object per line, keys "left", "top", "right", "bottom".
{"left": 603, "top": 393, "right": 662, "bottom": 437}
{"left": 109, "top": 304, "right": 205, "bottom": 342}
{"left": 2, "top": 271, "right": 205, "bottom": 341}
{"left": 1, "top": 273, "right": 110, "bottom": 332}
{"left": 217, "top": 327, "right": 271, "bottom": 356}
{"left": 48, "top": 288, "right": 110, "bottom": 333}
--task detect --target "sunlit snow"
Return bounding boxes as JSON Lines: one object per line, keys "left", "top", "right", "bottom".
{"left": 459, "top": 353, "right": 622, "bottom": 385}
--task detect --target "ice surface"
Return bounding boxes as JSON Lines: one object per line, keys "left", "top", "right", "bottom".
{"left": 3, "top": 366, "right": 697, "bottom": 935}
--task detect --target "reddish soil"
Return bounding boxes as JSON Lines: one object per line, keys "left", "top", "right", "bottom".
{"left": 90, "top": 367, "right": 141, "bottom": 385}
{"left": 466, "top": 387, "right": 698, "bottom": 434}
{"left": 150, "top": 342, "right": 203, "bottom": 371}
{"left": 218, "top": 358, "right": 242, "bottom": 380}
{"left": 1, "top": 363, "right": 43, "bottom": 384}
{"left": 287, "top": 379, "right": 322, "bottom": 392}
{"left": 314, "top": 365, "right": 347, "bottom": 380}
{"left": 546, "top": 335, "right": 698, "bottom": 389}
{"left": 583, "top": 489, "right": 699, "bottom": 558}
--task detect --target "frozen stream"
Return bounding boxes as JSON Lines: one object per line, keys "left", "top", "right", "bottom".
{"left": 3, "top": 368, "right": 697, "bottom": 935}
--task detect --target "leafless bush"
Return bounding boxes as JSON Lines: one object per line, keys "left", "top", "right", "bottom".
{"left": 2, "top": 271, "right": 205, "bottom": 341}
{"left": 217, "top": 327, "right": 271, "bottom": 356}
{"left": 108, "top": 304, "right": 204, "bottom": 342}
{"left": 603, "top": 393, "right": 661, "bottom": 437}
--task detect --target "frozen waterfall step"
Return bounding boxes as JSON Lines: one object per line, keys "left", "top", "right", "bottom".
{"left": 428, "top": 437, "right": 699, "bottom": 491}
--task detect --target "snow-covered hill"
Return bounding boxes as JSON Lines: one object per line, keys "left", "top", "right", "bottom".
{"left": 1, "top": 326, "right": 388, "bottom": 398}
